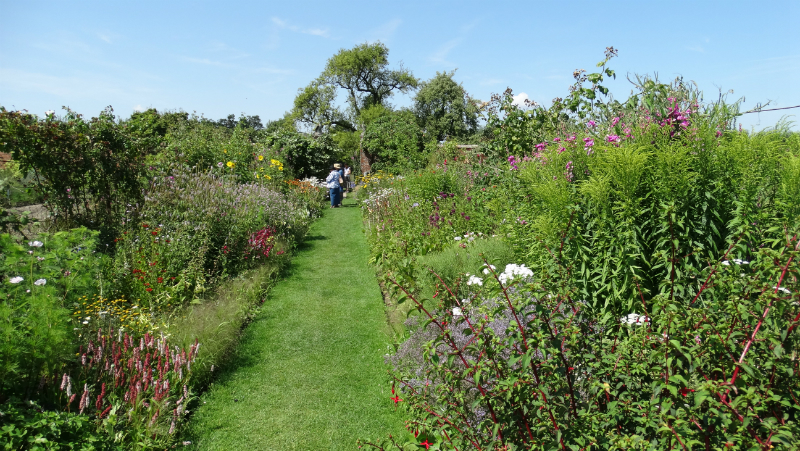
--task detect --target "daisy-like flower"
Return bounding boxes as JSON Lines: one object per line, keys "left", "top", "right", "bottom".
{"left": 34, "top": 279, "right": 47, "bottom": 286}
{"left": 258, "top": 155, "right": 264, "bottom": 161}
{"left": 29, "top": 240, "right": 44, "bottom": 247}
{"left": 217, "top": 162, "right": 224, "bottom": 168}
{"left": 454, "top": 236, "right": 462, "bottom": 241}
{"left": 9, "top": 276, "right": 24, "bottom": 284}
{"left": 452, "top": 307, "right": 462, "bottom": 316}
{"left": 226, "top": 161, "right": 235, "bottom": 168}
{"left": 466, "top": 275, "right": 483, "bottom": 286}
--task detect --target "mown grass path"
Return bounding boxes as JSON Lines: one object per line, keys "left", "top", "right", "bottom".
{"left": 185, "top": 198, "right": 407, "bottom": 450}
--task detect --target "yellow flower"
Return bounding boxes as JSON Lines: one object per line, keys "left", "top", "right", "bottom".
{"left": 258, "top": 155, "right": 264, "bottom": 161}
{"left": 227, "top": 161, "right": 235, "bottom": 168}
{"left": 266, "top": 175, "right": 272, "bottom": 180}
{"left": 255, "top": 174, "right": 260, "bottom": 179}
{"left": 278, "top": 167, "right": 283, "bottom": 171}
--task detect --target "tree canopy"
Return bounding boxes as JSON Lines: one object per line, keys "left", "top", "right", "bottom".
{"left": 413, "top": 70, "right": 479, "bottom": 142}
{"left": 292, "top": 42, "right": 419, "bottom": 134}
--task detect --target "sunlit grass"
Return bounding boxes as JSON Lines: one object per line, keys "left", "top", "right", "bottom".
{"left": 183, "top": 198, "right": 408, "bottom": 450}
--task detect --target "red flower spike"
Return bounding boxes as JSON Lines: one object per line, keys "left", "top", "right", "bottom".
{"left": 391, "top": 395, "right": 403, "bottom": 404}
{"left": 420, "top": 440, "right": 431, "bottom": 450}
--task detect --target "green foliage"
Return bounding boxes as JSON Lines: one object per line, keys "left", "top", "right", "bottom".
{"left": 322, "top": 41, "right": 418, "bottom": 117}
{"left": 413, "top": 70, "right": 479, "bottom": 142}
{"left": 372, "top": 225, "right": 800, "bottom": 448}
{"left": 0, "top": 401, "right": 115, "bottom": 450}
{"left": 363, "top": 113, "right": 425, "bottom": 173}
{"left": 0, "top": 228, "right": 104, "bottom": 400}
{"left": 257, "top": 129, "right": 338, "bottom": 179}
{"left": 0, "top": 107, "right": 145, "bottom": 242}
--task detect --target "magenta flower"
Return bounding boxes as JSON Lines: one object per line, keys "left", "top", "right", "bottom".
{"left": 612, "top": 117, "right": 620, "bottom": 126}
{"left": 553, "top": 137, "right": 561, "bottom": 143}
{"left": 606, "top": 135, "right": 621, "bottom": 143}
{"left": 558, "top": 146, "right": 566, "bottom": 154}
{"left": 535, "top": 142, "right": 547, "bottom": 152}
{"left": 583, "top": 137, "right": 594, "bottom": 147}
{"left": 587, "top": 120, "right": 597, "bottom": 128}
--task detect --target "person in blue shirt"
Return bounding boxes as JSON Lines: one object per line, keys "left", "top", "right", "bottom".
{"left": 325, "top": 165, "right": 342, "bottom": 208}
{"left": 334, "top": 163, "right": 345, "bottom": 206}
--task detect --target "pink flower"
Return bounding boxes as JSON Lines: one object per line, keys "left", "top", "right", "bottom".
{"left": 583, "top": 137, "right": 594, "bottom": 147}
{"left": 612, "top": 117, "right": 620, "bottom": 126}
{"left": 535, "top": 142, "right": 547, "bottom": 152}
{"left": 606, "top": 135, "right": 621, "bottom": 143}
{"left": 587, "top": 120, "right": 597, "bottom": 128}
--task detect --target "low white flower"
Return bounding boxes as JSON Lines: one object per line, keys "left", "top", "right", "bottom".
{"left": 45, "top": 110, "right": 55, "bottom": 116}
{"left": 452, "top": 307, "right": 462, "bottom": 316}
{"left": 482, "top": 264, "right": 496, "bottom": 275}
{"left": 29, "top": 240, "right": 44, "bottom": 247}
{"left": 621, "top": 313, "right": 649, "bottom": 326}
{"left": 9, "top": 276, "right": 24, "bottom": 284}
{"left": 466, "top": 275, "right": 483, "bottom": 286}
{"left": 454, "top": 236, "right": 462, "bottom": 241}
{"left": 721, "top": 260, "right": 730, "bottom": 266}
{"left": 34, "top": 279, "right": 46, "bottom": 286}
{"left": 773, "top": 286, "right": 791, "bottom": 294}
{"left": 733, "top": 259, "right": 749, "bottom": 265}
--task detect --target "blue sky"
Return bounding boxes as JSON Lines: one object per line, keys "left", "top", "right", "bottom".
{"left": 1, "top": 0, "right": 798, "bottom": 130}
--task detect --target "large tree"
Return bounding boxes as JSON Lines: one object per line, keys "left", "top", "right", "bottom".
{"left": 292, "top": 42, "right": 418, "bottom": 171}
{"left": 413, "top": 70, "right": 479, "bottom": 142}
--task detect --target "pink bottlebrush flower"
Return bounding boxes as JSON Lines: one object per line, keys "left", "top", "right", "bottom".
{"left": 79, "top": 385, "right": 89, "bottom": 414}
{"left": 558, "top": 146, "right": 566, "bottom": 154}
{"left": 60, "top": 373, "right": 69, "bottom": 391}
{"left": 583, "top": 137, "right": 594, "bottom": 148}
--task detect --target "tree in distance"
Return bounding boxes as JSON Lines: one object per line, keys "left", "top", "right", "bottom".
{"left": 413, "top": 70, "right": 479, "bottom": 143}
{"left": 292, "top": 41, "right": 419, "bottom": 171}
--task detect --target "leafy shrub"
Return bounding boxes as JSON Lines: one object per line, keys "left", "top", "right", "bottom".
{"left": 0, "top": 401, "right": 114, "bottom": 450}
{"left": 0, "top": 107, "right": 145, "bottom": 241}
{"left": 363, "top": 113, "right": 425, "bottom": 174}
{"left": 257, "top": 129, "right": 338, "bottom": 179}
{"left": 111, "top": 167, "right": 305, "bottom": 310}
{"left": 371, "top": 219, "right": 799, "bottom": 449}
{"left": 0, "top": 228, "right": 105, "bottom": 400}
{"left": 414, "top": 236, "right": 512, "bottom": 298}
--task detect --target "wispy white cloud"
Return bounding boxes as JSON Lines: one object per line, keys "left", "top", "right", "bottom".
{"left": 427, "top": 19, "right": 479, "bottom": 68}
{"left": 181, "top": 56, "right": 227, "bottom": 67}
{"left": 252, "top": 67, "right": 293, "bottom": 75}
{"left": 480, "top": 77, "right": 503, "bottom": 86}
{"left": 429, "top": 38, "right": 461, "bottom": 66}
{"left": 366, "top": 18, "right": 402, "bottom": 43}
{"left": 97, "top": 33, "right": 113, "bottom": 44}
{"left": 133, "top": 104, "right": 145, "bottom": 112}
{"left": 686, "top": 45, "right": 705, "bottom": 53}
{"left": 271, "top": 16, "right": 331, "bottom": 38}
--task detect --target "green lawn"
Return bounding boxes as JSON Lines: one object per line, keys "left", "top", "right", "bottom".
{"left": 183, "top": 197, "right": 407, "bottom": 450}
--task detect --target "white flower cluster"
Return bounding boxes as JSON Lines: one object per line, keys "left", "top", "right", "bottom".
{"left": 362, "top": 188, "right": 395, "bottom": 207}
{"left": 9, "top": 276, "right": 24, "bottom": 284}
{"left": 620, "top": 313, "right": 650, "bottom": 326}
{"left": 454, "top": 232, "right": 484, "bottom": 242}
{"left": 498, "top": 263, "right": 534, "bottom": 284}
{"left": 300, "top": 177, "right": 326, "bottom": 188}
{"left": 773, "top": 286, "right": 792, "bottom": 294}
{"left": 721, "top": 259, "right": 749, "bottom": 265}
{"left": 29, "top": 240, "right": 44, "bottom": 247}
{"left": 465, "top": 263, "right": 534, "bottom": 287}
